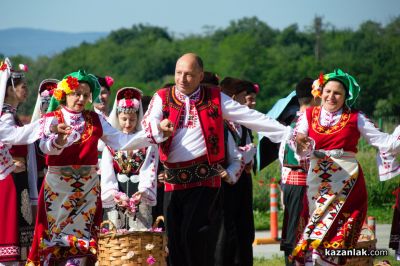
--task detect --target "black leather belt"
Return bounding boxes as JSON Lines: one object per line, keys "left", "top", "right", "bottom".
{"left": 165, "top": 163, "right": 220, "bottom": 184}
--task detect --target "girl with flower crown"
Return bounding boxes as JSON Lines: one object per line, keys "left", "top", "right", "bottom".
{"left": 101, "top": 87, "right": 158, "bottom": 231}
{"left": 291, "top": 69, "right": 400, "bottom": 265}
{"left": 26, "top": 70, "right": 170, "bottom": 266}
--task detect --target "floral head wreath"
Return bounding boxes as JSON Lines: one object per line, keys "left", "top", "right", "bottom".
{"left": 311, "top": 69, "right": 361, "bottom": 107}
{"left": 116, "top": 87, "right": 142, "bottom": 113}
{"left": 53, "top": 76, "right": 79, "bottom": 101}
{"left": 39, "top": 79, "right": 58, "bottom": 99}
{"left": 47, "top": 70, "right": 101, "bottom": 112}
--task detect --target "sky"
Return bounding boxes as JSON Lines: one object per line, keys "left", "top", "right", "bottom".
{"left": 3, "top": 0, "right": 400, "bottom": 34}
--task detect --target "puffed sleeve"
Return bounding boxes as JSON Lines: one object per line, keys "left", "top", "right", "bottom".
{"left": 140, "top": 93, "right": 168, "bottom": 144}
{"left": 0, "top": 118, "right": 45, "bottom": 145}
{"left": 224, "top": 132, "right": 245, "bottom": 185}
{"left": 138, "top": 145, "right": 159, "bottom": 206}
{"left": 100, "top": 147, "right": 119, "bottom": 208}
{"left": 39, "top": 115, "right": 65, "bottom": 155}
{"left": 221, "top": 93, "right": 292, "bottom": 144}
{"left": 358, "top": 112, "right": 400, "bottom": 153}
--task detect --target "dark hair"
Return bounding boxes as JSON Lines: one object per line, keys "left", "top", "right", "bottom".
{"left": 6, "top": 76, "right": 25, "bottom": 98}
{"left": 201, "top": 71, "right": 219, "bottom": 86}
{"left": 220, "top": 77, "right": 248, "bottom": 97}
{"left": 141, "top": 95, "right": 152, "bottom": 113}
{"left": 295, "top": 77, "right": 314, "bottom": 99}
{"left": 238, "top": 80, "right": 256, "bottom": 95}
{"left": 96, "top": 75, "right": 110, "bottom": 91}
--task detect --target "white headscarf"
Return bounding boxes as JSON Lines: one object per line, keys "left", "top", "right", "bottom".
{"left": 108, "top": 87, "right": 143, "bottom": 132}
{"left": 30, "top": 79, "right": 59, "bottom": 123}
{"left": 0, "top": 58, "right": 12, "bottom": 115}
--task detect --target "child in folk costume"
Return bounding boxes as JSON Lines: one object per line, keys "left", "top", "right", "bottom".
{"left": 292, "top": 69, "right": 400, "bottom": 265}
{"left": 101, "top": 87, "right": 158, "bottom": 230}
{"left": 26, "top": 70, "right": 165, "bottom": 266}
{"left": 29, "top": 79, "right": 59, "bottom": 190}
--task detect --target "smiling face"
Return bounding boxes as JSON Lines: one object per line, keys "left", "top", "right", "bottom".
{"left": 174, "top": 54, "right": 204, "bottom": 95}
{"left": 321, "top": 80, "right": 346, "bottom": 112}
{"left": 65, "top": 82, "right": 91, "bottom": 112}
{"left": 118, "top": 111, "right": 138, "bottom": 134}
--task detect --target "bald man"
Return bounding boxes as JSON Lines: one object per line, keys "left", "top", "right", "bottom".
{"left": 142, "top": 53, "right": 291, "bottom": 266}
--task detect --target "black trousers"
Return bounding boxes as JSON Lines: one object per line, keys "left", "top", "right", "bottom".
{"left": 215, "top": 172, "right": 255, "bottom": 266}
{"left": 280, "top": 184, "right": 307, "bottom": 266}
{"left": 164, "top": 186, "right": 223, "bottom": 266}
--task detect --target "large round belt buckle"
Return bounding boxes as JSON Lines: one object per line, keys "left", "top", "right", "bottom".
{"left": 195, "top": 164, "right": 210, "bottom": 179}
{"left": 177, "top": 169, "right": 192, "bottom": 183}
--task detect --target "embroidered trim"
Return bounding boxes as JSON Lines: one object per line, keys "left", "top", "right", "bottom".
{"left": 311, "top": 106, "right": 351, "bottom": 134}
{"left": 0, "top": 245, "right": 20, "bottom": 257}
{"left": 54, "top": 109, "right": 93, "bottom": 144}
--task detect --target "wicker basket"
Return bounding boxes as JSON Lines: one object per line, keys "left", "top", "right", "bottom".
{"left": 97, "top": 217, "right": 167, "bottom": 266}
{"left": 346, "top": 227, "right": 377, "bottom": 266}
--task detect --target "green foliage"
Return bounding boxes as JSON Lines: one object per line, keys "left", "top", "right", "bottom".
{"left": 8, "top": 16, "right": 400, "bottom": 117}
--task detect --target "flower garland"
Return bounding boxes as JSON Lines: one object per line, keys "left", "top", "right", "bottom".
{"left": 53, "top": 76, "right": 80, "bottom": 101}
{"left": 311, "top": 72, "right": 328, "bottom": 98}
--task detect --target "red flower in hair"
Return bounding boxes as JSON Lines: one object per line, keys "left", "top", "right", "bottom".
{"left": 0, "top": 62, "right": 7, "bottom": 71}
{"left": 66, "top": 76, "right": 80, "bottom": 90}
{"left": 318, "top": 72, "right": 324, "bottom": 87}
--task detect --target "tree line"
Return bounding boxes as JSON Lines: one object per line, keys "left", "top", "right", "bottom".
{"left": 4, "top": 16, "right": 400, "bottom": 121}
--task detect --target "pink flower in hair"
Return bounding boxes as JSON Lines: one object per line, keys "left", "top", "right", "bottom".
{"left": 253, "top": 83, "right": 260, "bottom": 94}
{"left": 105, "top": 76, "right": 114, "bottom": 87}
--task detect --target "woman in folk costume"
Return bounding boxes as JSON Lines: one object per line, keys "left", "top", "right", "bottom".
{"left": 26, "top": 70, "right": 161, "bottom": 266}
{"left": 0, "top": 59, "right": 40, "bottom": 264}
{"left": 30, "top": 79, "right": 59, "bottom": 191}
{"left": 101, "top": 87, "right": 158, "bottom": 230}
{"left": 292, "top": 69, "right": 400, "bottom": 265}
{"left": 0, "top": 59, "right": 67, "bottom": 265}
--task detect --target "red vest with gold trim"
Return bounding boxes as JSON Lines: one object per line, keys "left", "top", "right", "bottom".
{"left": 306, "top": 106, "right": 360, "bottom": 153}
{"left": 46, "top": 109, "right": 103, "bottom": 166}
{"left": 157, "top": 86, "right": 225, "bottom": 164}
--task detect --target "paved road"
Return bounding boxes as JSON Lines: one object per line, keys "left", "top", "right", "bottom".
{"left": 253, "top": 224, "right": 395, "bottom": 259}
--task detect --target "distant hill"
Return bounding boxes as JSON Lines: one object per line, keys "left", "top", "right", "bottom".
{"left": 0, "top": 28, "right": 108, "bottom": 58}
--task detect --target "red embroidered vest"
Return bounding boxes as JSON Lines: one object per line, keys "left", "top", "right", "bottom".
{"left": 306, "top": 106, "right": 360, "bottom": 153}
{"left": 46, "top": 109, "right": 103, "bottom": 166}
{"left": 157, "top": 86, "right": 225, "bottom": 164}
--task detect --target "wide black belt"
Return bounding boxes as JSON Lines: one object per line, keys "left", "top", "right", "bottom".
{"left": 164, "top": 162, "right": 220, "bottom": 184}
